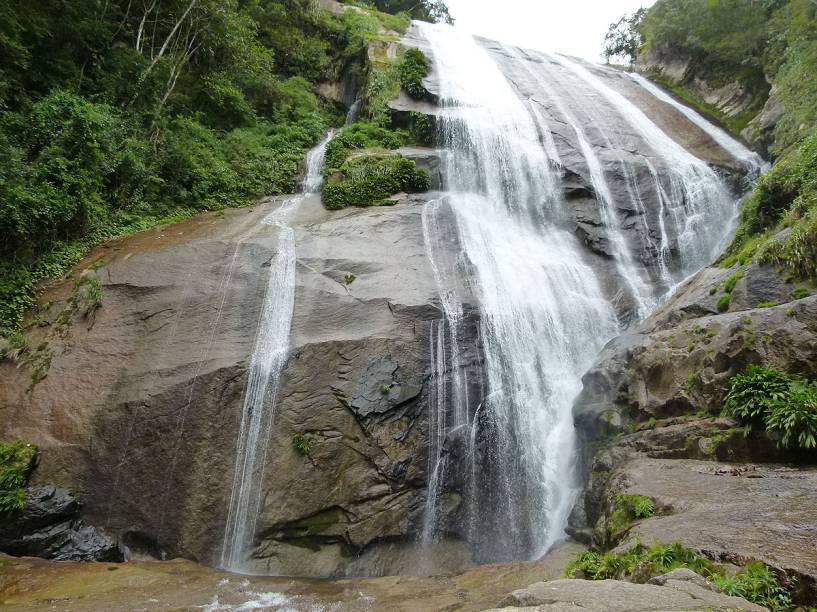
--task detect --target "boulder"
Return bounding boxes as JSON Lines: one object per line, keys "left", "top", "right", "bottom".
{"left": 0, "top": 486, "right": 121, "bottom": 562}
{"left": 493, "top": 577, "right": 765, "bottom": 611}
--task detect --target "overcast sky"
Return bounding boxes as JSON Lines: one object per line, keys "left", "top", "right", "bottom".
{"left": 443, "top": 0, "right": 656, "bottom": 63}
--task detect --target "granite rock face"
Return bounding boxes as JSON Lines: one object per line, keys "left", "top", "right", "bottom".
{"left": 0, "top": 193, "right": 480, "bottom": 577}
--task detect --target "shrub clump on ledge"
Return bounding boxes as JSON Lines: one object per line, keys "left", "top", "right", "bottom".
{"left": 0, "top": 440, "right": 37, "bottom": 513}
{"left": 322, "top": 154, "right": 430, "bottom": 209}
{"left": 723, "top": 364, "right": 817, "bottom": 449}
{"left": 399, "top": 48, "right": 431, "bottom": 100}
{"left": 565, "top": 542, "right": 794, "bottom": 610}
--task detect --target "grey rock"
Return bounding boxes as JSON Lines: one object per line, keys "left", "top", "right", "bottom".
{"left": 494, "top": 578, "right": 765, "bottom": 611}
{"left": 0, "top": 486, "right": 121, "bottom": 562}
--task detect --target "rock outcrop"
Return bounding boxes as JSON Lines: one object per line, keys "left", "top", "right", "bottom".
{"left": 494, "top": 574, "right": 765, "bottom": 611}
{"left": 573, "top": 261, "right": 817, "bottom": 603}
{"left": 0, "top": 486, "right": 120, "bottom": 562}
{"left": 0, "top": 192, "right": 478, "bottom": 577}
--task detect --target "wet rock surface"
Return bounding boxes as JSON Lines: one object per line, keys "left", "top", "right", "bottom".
{"left": 0, "top": 543, "right": 584, "bottom": 611}
{"left": 0, "top": 486, "right": 120, "bottom": 562}
{"left": 0, "top": 193, "right": 477, "bottom": 577}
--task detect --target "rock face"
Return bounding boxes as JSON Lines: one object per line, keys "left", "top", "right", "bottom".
{"left": 0, "top": 486, "right": 120, "bottom": 562}
{"left": 0, "top": 193, "right": 479, "bottom": 577}
{"left": 494, "top": 575, "right": 764, "bottom": 611}
{"left": 573, "top": 262, "right": 817, "bottom": 603}
{"left": 0, "top": 29, "right": 760, "bottom": 578}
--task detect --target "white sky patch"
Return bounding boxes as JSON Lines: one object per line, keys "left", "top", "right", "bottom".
{"left": 443, "top": 0, "right": 656, "bottom": 62}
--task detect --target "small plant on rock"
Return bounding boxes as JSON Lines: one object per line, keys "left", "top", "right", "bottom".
{"left": 712, "top": 562, "right": 794, "bottom": 611}
{"left": 716, "top": 293, "right": 731, "bottom": 312}
{"left": 292, "top": 433, "right": 312, "bottom": 457}
{"left": 0, "top": 440, "right": 37, "bottom": 513}
{"left": 343, "top": 273, "right": 356, "bottom": 285}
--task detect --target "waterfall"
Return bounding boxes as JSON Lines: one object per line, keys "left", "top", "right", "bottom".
{"left": 629, "top": 73, "right": 766, "bottom": 175}
{"left": 220, "top": 130, "right": 334, "bottom": 571}
{"left": 419, "top": 23, "right": 621, "bottom": 562}
{"left": 418, "top": 24, "right": 755, "bottom": 564}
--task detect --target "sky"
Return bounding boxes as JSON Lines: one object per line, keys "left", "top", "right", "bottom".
{"left": 443, "top": 0, "right": 656, "bottom": 63}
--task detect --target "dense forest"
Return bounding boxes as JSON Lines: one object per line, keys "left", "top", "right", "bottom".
{"left": 605, "top": 0, "right": 817, "bottom": 292}
{"left": 0, "top": 0, "right": 443, "bottom": 336}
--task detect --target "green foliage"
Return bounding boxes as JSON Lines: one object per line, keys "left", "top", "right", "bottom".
{"left": 716, "top": 293, "right": 731, "bottom": 313}
{"left": 723, "top": 365, "right": 793, "bottom": 431}
{"left": 0, "top": 440, "right": 37, "bottom": 514}
{"left": 325, "top": 123, "right": 405, "bottom": 170}
{"left": 343, "top": 274, "right": 356, "bottom": 285}
{"left": 292, "top": 432, "right": 313, "bottom": 457}
{"left": 565, "top": 541, "right": 713, "bottom": 583}
{"left": 637, "top": 0, "right": 817, "bottom": 150}
{"left": 724, "top": 365, "right": 817, "bottom": 449}
{"left": 723, "top": 269, "right": 744, "bottom": 294}
{"left": 0, "top": 0, "right": 373, "bottom": 333}
{"left": 607, "top": 495, "right": 656, "bottom": 539}
{"left": 399, "top": 48, "right": 431, "bottom": 100}
{"left": 765, "top": 381, "right": 817, "bottom": 449}
{"left": 723, "top": 134, "right": 817, "bottom": 281}
{"left": 712, "top": 562, "right": 794, "bottom": 611}
{"left": 566, "top": 542, "right": 795, "bottom": 609}
{"left": 323, "top": 154, "right": 429, "bottom": 209}
{"left": 380, "top": 384, "right": 393, "bottom": 394}
{"left": 793, "top": 287, "right": 810, "bottom": 299}
{"left": 603, "top": 8, "right": 647, "bottom": 64}
{"left": 349, "top": 0, "right": 453, "bottom": 25}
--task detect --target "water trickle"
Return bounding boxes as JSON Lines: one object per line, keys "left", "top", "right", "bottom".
{"left": 629, "top": 72, "right": 766, "bottom": 175}
{"left": 220, "top": 130, "right": 334, "bottom": 571}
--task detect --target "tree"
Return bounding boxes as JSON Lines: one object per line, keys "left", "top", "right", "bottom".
{"left": 362, "top": 0, "right": 454, "bottom": 25}
{"left": 603, "top": 8, "right": 647, "bottom": 65}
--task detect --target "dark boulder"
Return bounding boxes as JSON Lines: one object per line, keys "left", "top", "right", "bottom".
{"left": 0, "top": 486, "right": 122, "bottom": 562}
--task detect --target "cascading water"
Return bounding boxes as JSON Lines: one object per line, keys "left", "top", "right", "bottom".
{"left": 220, "top": 130, "right": 334, "bottom": 571}
{"left": 629, "top": 72, "right": 766, "bottom": 175}
{"left": 419, "top": 23, "right": 621, "bottom": 562}
{"left": 418, "top": 23, "right": 757, "bottom": 565}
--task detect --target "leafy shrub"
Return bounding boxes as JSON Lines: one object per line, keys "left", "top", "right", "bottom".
{"left": 322, "top": 154, "right": 429, "bottom": 209}
{"left": 399, "top": 48, "right": 431, "bottom": 100}
{"left": 325, "top": 122, "right": 404, "bottom": 170}
{"left": 724, "top": 365, "right": 817, "bottom": 449}
{"left": 723, "top": 365, "right": 793, "bottom": 431}
{"left": 765, "top": 381, "right": 817, "bottom": 449}
{"left": 716, "top": 293, "right": 731, "bottom": 312}
{"left": 566, "top": 542, "right": 795, "bottom": 609}
{"left": 0, "top": 440, "right": 37, "bottom": 513}
{"left": 565, "top": 541, "right": 713, "bottom": 583}
{"left": 712, "top": 562, "right": 794, "bottom": 611}
{"left": 607, "top": 494, "right": 656, "bottom": 539}
{"left": 292, "top": 433, "right": 313, "bottom": 457}
{"left": 723, "top": 134, "right": 817, "bottom": 279}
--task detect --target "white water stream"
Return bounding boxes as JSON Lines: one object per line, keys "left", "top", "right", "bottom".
{"left": 220, "top": 131, "right": 334, "bottom": 571}
{"left": 418, "top": 24, "right": 758, "bottom": 563}
{"left": 419, "top": 24, "right": 621, "bottom": 562}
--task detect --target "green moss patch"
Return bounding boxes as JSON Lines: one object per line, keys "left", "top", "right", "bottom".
{"left": 0, "top": 440, "right": 37, "bottom": 513}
